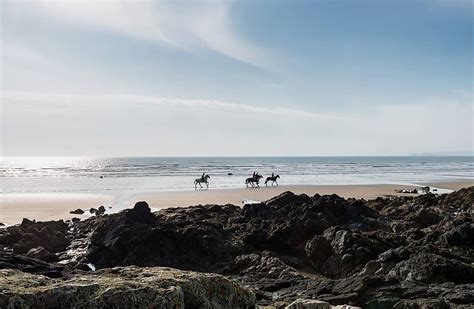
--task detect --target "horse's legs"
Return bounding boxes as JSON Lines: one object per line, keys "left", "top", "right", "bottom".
{"left": 206, "top": 182, "right": 209, "bottom": 189}
{"left": 199, "top": 182, "right": 202, "bottom": 189}
{"left": 275, "top": 180, "right": 278, "bottom": 186}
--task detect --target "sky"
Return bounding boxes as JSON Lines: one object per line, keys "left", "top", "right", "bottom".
{"left": 1, "top": 0, "right": 473, "bottom": 156}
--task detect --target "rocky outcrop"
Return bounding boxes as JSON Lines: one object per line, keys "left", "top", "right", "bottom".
{"left": 88, "top": 202, "right": 244, "bottom": 272}
{"left": 0, "top": 266, "right": 255, "bottom": 308}
{"left": 388, "top": 252, "right": 474, "bottom": 284}
{"left": 0, "top": 219, "right": 69, "bottom": 255}
{"left": 0, "top": 187, "right": 473, "bottom": 307}
{"left": 0, "top": 252, "right": 64, "bottom": 278}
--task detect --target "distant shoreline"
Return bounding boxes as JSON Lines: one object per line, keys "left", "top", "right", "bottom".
{"left": 0, "top": 180, "right": 472, "bottom": 226}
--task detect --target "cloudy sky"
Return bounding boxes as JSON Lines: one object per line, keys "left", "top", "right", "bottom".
{"left": 1, "top": 0, "right": 472, "bottom": 156}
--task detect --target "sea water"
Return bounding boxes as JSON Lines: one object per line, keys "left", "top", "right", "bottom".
{"left": 1, "top": 156, "right": 472, "bottom": 197}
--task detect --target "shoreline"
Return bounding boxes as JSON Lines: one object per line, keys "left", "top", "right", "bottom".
{"left": 133, "top": 180, "right": 472, "bottom": 210}
{"left": 1, "top": 180, "right": 472, "bottom": 226}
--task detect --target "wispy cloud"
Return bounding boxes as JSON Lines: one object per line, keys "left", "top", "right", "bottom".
{"left": 1, "top": 91, "right": 351, "bottom": 121}
{"left": 23, "top": 0, "right": 265, "bottom": 68}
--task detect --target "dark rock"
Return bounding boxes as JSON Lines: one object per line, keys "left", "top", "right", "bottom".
{"left": 0, "top": 220, "right": 69, "bottom": 254}
{"left": 389, "top": 253, "right": 474, "bottom": 284}
{"left": 88, "top": 203, "right": 243, "bottom": 272}
{"left": 69, "top": 208, "right": 84, "bottom": 215}
{"left": 96, "top": 205, "right": 106, "bottom": 216}
{"left": 442, "top": 287, "right": 474, "bottom": 304}
{"left": 406, "top": 208, "right": 442, "bottom": 227}
{"left": 235, "top": 192, "right": 382, "bottom": 258}
{"left": 320, "top": 227, "right": 403, "bottom": 278}
{"left": 20, "top": 218, "right": 36, "bottom": 227}
{"left": 441, "top": 222, "right": 474, "bottom": 246}
{"left": 305, "top": 235, "right": 333, "bottom": 270}
{"left": 126, "top": 201, "right": 154, "bottom": 222}
{"left": 26, "top": 247, "right": 58, "bottom": 263}
{"left": 0, "top": 252, "right": 64, "bottom": 278}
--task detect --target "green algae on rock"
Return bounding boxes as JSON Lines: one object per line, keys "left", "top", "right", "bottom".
{"left": 0, "top": 266, "right": 256, "bottom": 309}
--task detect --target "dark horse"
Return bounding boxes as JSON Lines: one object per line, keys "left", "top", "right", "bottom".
{"left": 265, "top": 174, "right": 280, "bottom": 186}
{"left": 194, "top": 174, "right": 210, "bottom": 189}
{"left": 245, "top": 174, "right": 263, "bottom": 187}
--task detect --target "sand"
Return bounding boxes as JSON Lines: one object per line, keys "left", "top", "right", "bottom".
{"left": 1, "top": 180, "right": 472, "bottom": 226}
{"left": 423, "top": 180, "right": 474, "bottom": 191}
{"left": 0, "top": 193, "right": 114, "bottom": 226}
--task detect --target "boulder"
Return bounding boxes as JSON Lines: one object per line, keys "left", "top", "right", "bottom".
{"left": 0, "top": 266, "right": 256, "bottom": 308}
{"left": 96, "top": 205, "right": 106, "bottom": 216}
{"left": 126, "top": 201, "right": 155, "bottom": 222}
{"left": 69, "top": 208, "right": 84, "bottom": 215}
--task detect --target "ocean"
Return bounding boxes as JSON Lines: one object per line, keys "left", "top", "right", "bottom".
{"left": 1, "top": 156, "right": 473, "bottom": 196}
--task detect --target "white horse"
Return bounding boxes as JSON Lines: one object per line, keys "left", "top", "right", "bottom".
{"left": 194, "top": 174, "right": 210, "bottom": 189}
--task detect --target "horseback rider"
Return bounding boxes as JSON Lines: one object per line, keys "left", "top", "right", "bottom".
{"left": 201, "top": 172, "right": 206, "bottom": 181}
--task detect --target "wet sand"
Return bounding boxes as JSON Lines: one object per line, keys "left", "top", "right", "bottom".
{"left": 1, "top": 180, "right": 472, "bottom": 226}
{"left": 423, "top": 180, "right": 474, "bottom": 191}
{"left": 0, "top": 193, "right": 114, "bottom": 226}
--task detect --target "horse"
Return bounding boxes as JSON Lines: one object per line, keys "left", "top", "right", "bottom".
{"left": 245, "top": 174, "right": 263, "bottom": 187}
{"left": 265, "top": 174, "right": 280, "bottom": 186}
{"left": 194, "top": 174, "right": 210, "bottom": 189}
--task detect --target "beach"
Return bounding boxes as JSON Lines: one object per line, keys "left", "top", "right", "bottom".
{"left": 0, "top": 193, "right": 114, "bottom": 226}
{"left": 1, "top": 180, "right": 472, "bottom": 226}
